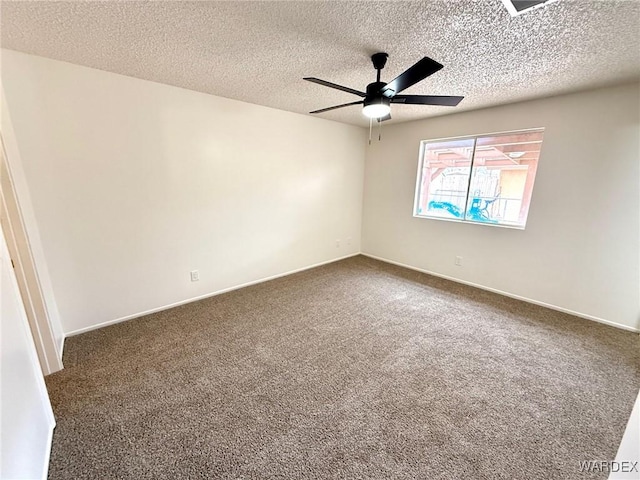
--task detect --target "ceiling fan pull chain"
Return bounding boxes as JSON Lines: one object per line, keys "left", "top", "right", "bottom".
{"left": 369, "top": 117, "right": 372, "bottom": 145}
{"left": 378, "top": 118, "right": 382, "bottom": 141}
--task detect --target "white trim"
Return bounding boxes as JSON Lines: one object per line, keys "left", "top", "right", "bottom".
{"left": 0, "top": 145, "right": 64, "bottom": 374}
{"left": 58, "top": 336, "right": 65, "bottom": 363}
{"left": 361, "top": 252, "right": 639, "bottom": 333}
{"left": 41, "top": 421, "right": 55, "bottom": 480}
{"left": 1, "top": 84, "right": 64, "bottom": 373}
{"left": 65, "top": 253, "right": 360, "bottom": 337}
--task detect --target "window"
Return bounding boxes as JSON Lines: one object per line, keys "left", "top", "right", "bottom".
{"left": 414, "top": 128, "right": 544, "bottom": 229}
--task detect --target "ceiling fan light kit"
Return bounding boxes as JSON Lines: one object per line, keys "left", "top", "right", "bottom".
{"left": 362, "top": 97, "right": 391, "bottom": 119}
{"left": 304, "top": 52, "right": 464, "bottom": 128}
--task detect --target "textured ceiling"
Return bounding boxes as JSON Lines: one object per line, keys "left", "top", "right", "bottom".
{"left": 1, "top": 1, "right": 639, "bottom": 126}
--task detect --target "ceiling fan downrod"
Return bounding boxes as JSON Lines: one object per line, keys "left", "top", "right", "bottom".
{"left": 371, "top": 52, "right": 388, "bottom": 83}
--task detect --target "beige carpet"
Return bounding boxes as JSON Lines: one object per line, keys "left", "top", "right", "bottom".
{"left": 46, "top": 255, "right": 639, "bottom": 480}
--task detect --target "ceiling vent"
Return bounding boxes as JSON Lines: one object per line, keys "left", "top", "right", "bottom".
{"left": 501, "top": 0, "right": 558, "bottom": 16}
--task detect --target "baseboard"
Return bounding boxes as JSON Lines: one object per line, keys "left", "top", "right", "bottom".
{"left": 65, "top": 253, "right": 361, "bottom": 337}
{"left": 64, "top": 250, "right": 639, "bottom": 338}
{"left": 361, "top": 252, "right": 639, "bottom": 333}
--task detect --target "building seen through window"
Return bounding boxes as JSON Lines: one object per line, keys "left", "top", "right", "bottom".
{"left": 414, "top": 129, "right": 545, "bottom": 228}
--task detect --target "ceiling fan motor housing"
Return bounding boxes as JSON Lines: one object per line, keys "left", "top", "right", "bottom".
{"left": 364, "top": 82, "right": 390, "bottom": 107}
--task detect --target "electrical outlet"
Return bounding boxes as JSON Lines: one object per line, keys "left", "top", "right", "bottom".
{"left": 190, "top": 270, "right": 199, "bottom": 282}
{"left": 336, "top": 239, "right": 340, "bottom": 248}
{"left": 455, "top": 256, "right": 463, "bottom": 266}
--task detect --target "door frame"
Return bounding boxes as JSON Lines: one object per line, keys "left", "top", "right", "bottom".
{"left": 0, "top": 137, "right": 62, "bottom": 375}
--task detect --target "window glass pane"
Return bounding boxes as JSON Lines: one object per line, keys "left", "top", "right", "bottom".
{"left": 416, "top": 138, "right": 474, "bottom": 220}
{"left": 465, "top": 130, "right": 543, "bottom": 227}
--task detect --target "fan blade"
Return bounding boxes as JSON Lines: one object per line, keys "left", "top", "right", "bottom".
{"left": 381, "top": 57, "right": 443, "bottom": 97}
{"left": 377, "top": 113, "right": 392, "bottom": 122}
{"left": 309, "top": 101, "right": 363, "bottom": 114}
{"left": 391, "top": 95, "right": 464, "bottom": 106}
{"left": 304, "top": 77, "right": 366, "bottom": 97}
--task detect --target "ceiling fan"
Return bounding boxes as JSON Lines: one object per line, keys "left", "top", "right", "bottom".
{"left": 304, "top": 53, "right": 463, "bottom": 121}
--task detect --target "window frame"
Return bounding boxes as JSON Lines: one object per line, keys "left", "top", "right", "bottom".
{"left": 413, "top": 128, "right": 544, "bottom": 230}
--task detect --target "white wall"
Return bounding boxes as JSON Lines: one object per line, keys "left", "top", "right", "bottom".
{"left": 0, "top": 225, "right": 55, "bottom": 479}
{"left": 3, "top": 49, "right": 638, "bottom": 336}
{"left": 362, "top": 83, "right": 640, "bottom": 331}
{"left": 1, "top": 49, "right": 366, "bottom": 335}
